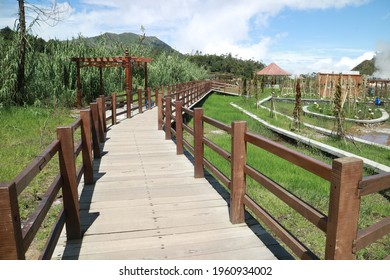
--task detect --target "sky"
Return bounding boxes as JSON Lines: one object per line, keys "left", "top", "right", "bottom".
{"left": 1, "top": 0, "right": 389, "bottom": 76}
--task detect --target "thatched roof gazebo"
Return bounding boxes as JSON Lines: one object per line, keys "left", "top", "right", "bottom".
{"left": 257, "top": 62, "right": 291, "bottom": 76}
{"left": 256, "top": 62, "right": 291, "bottom": 116}
{"left": 257, "top": 62, "right": 291, "bottom": 94}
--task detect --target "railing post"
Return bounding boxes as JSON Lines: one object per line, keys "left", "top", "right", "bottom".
{"left": 230, "top": 121, "right": 247, "bottom": 224}
{"left": 99, "top": 95, "right": 107, "bottom": 132}
{"left": 57, "top": 126, "right": 81, "bottom": 240}
{"left": 96, "top": 97, "right": 106, "bottom": 142}
{"left": 0, "top": 183, "right": 24, "bottom": 259}
{"left": 165, "top": 97, "right": 172, "bottom": 140}
{"left": 138, "top": 89, "right": 143, "bottom": 114}
{"left": 111, "top": 93, "right": 117, "bottom": 125}
{"left": 155, "top": 87, "right": 159, "bottom": 110}
{"left": 80, "top": 109, "right": 94, "bottom": 185}
{"left": 175, "top": 101, "right": 184, "bottom": 155}
{"left": 325, "top": 157, "right": 363, "bottom": 260}
{"left": 90, "top": 102, "right": 101, "bottom": 158}
{"left": 194, "top": 108, "right": 204, "bottom": 178}
{"left": 157, "top": 92, "right": 163, "bottom": 130}
{"left": 147, "top": 87, "right": 151, "bottom": 109}
{"left": 126, "top": 90, "right": 131, "bottom": 118}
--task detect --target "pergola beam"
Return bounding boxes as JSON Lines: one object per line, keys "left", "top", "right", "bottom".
{"left": 71, "top": 50, "right": 152, "bottom": 108}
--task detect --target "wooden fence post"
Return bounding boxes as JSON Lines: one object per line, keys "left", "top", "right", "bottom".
{"left": 194, "top": 108, "right": 204, "bottom": 178}
{"left": 230, "top": 121, "right": 247, "bottom": 224}
{"left": 111, "top": 93, "right": 117, "bottom": 125}
{"left": 90, "top": 102, "right": 101, "bottom": 158}
{"left": 80, "top": 109, "right": 94, "bottom": 185}
{"left": 96, "top": 97, "right": 105, "bottom": 142}
{"left": 165, "top": 97, "right": 172, "bottom": 140}
{"left": 57, "top": 127, "right": 81, "bottom": 240}
{"left": 157, "top": 92, "right": 163, "bottom": 130}
{"left": 175, "top": 101, "right": 184, "bottom": 155}
{"left": 325, "top": 157, "right": 363, "bottom": 259}
{"left": 98, "top": 96, "right": 107, "bottom": 133}
{"left": 138, "top": 89, "right": 143, "bottom": 114}
{"left": 0, "top": 183, "right": 24, "bottom": 259}
{"left": 147, "top": 87, "right": 151, "bottom": 109}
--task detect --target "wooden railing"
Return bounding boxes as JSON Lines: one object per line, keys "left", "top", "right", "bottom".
{"left": 0, "top": 85, "right": 160, "bottom": 260}
{"left": 161, "top": 82, "right": 390, "bottom": 260}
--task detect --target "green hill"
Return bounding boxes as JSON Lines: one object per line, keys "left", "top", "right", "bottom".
{"left": 351, "top": 57, "right": 377, "bottom": 76}
{"left": 80, "top": 32, "right": 178, "bottom": 54}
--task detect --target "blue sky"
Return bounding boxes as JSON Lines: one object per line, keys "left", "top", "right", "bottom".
{"left": 1, "top": 0, "right": 389, "bottom": 75}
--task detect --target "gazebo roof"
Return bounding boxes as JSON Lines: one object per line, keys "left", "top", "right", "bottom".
{"left": 257, "top": 63, "right": 290, "bottom": 76}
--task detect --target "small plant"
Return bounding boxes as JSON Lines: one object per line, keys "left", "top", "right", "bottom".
{"left": 292, "top": 79, "right": 302, "bottom": 131}
{"left": 333, "top": 74, "right": 346, "bottom": 140}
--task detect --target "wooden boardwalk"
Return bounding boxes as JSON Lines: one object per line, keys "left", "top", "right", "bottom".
{"left": 52, "top": 108, "right": 289, "bottom": 260}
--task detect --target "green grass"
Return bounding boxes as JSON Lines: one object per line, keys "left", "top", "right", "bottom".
{"left": 185, "top": 92, "right": 389, "bottom": 260}
{"left": 234, "top": 97, "right": 390, "bottom": 167}
{"left": 0, "top": 105, "right": 76, "bottom": 258}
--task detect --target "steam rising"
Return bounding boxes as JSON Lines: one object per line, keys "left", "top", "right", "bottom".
{"left": 374, "top": 42, "right": 390, "bottom": 79}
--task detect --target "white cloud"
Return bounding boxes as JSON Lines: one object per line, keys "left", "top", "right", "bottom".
{"left": 268, "top": 50, "right": 375, "bottom": 76}
{"left": 0, "top": 0, "right": 374, "bottom": 74}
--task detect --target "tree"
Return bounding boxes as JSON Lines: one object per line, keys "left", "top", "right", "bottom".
{"left": 15, "top": 0, "right": 69, "bottom": 105}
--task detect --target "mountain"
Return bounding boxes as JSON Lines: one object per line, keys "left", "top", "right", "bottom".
{"left": 79, "top": 32, "right": 178, "bottom": 54}
{"left": 351, "top": 57, "right": 377, "bottom": 76}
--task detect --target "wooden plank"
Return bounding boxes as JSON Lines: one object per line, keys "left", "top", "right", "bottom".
{"left": 325, "top": 157, "right": 363, "bottom": 260}
{"left": 53, "top": 109, "right": 283, "bottom": 260}
{"left": 359, "top": 172, "right": 390, "bottom": 196}
{"left": 0, "top": 183, "right": 24, "bottom": 259}
{"left": 230, "top": 121, "right": 247, "bottom": 224}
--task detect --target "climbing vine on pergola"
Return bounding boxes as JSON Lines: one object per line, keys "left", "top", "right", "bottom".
{"left": 71, "top": 49, "right": 152, "bottom": 108}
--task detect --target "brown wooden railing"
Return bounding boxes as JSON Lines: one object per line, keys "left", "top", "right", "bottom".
{"left": 0, "top": 85, "right": 161, "bottom": 260}
{"left": 161, "top": 82, "right": 390, "bottom": 260}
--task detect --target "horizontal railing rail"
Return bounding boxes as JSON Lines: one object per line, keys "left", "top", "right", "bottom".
{"left": 0, "top": 84, "right": 159, "bottom": 260}
{"left": 160, "top": 81, "right": 389, "bottom": 260}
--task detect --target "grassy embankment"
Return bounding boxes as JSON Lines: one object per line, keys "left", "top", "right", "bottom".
{"left": 0, "top": 106, "right": 77, "bottom": 259}
{"left": 184, "top": 92, "right": 389, "bottom": 260}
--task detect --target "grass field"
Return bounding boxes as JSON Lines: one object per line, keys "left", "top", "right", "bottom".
{"left": 185, "top": 92, "right": 389, "bottom": 259}
{"left": 0, "top": 105, "right": 76, "bottom": 259}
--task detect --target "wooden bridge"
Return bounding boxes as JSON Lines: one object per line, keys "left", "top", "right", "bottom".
{"left": 51, "top": 108, "right": 285, "bottom": 259}
{"left": 0, "top": 80, "right": 389, "bottom": 260}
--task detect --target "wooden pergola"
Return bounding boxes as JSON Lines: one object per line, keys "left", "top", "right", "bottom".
{"left": 71, "top": 49, "right": 152, "bottom": 108}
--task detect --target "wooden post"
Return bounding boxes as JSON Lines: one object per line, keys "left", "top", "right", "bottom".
{"left": 230, "top": 121, "right": 247, "bottom": 224}
{"left": 144, "top": 62, "right": 148, "bottom": 92}
{"left": 155, "top": 87, "right": 159, "bottom": 110}
{"left": 194, "top": 108, "right": 204, "bottom": 178}
{"left": 111, "top": 93, "right": 117, "bottom": 125}
{"left": 147, "top": 88, "right": 151, "bottom": 109}
{"left": 325, "top": 157, "right": 363, "bottom": 259}
{"left": 0, "top": 183, "right": 24, "bottom": 259}
{"left": 157, "top": 91, "right": 163, "bottom": 130}
{"left": 175, "top": 101, "right": 184, "bottom": 155}
{"left": 99, "top": 95, "right": 107, "bottom": 132}
{"left": 80, "top": 110, "right": 94, "bottom": 185}
{"left": 90, "top": 102, "right": 101, "bottom": 158}
{"left": 125, "top": 49, "right": 131, "bottom": 118}
{"left": 96, "top": 97, "right": 105, "bottom": 142}
{"left": 57, "top": 127, "right": 81, "bottom": 239}
{"left": 138, "top": 89, "right": 143, "bottom": 114}
{"left": 165, "top": 97, "right": 172, "bottom": 140}
{"left": 99, "top": 64, "right": 103, "bottom": 96}
{"left": 76, "top": 61, "right": 81, "bottom": 109}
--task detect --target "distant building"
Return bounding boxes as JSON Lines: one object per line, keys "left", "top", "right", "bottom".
{"left": 316, "top": 71, "right": 362, "bottom": 98}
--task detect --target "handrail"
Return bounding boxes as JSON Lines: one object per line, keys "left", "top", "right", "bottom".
{"left": 0, "top": 103, "right": 97, "bottom": 259}
{"left": 160, "top": 81, "right": 389, "bottom": 260}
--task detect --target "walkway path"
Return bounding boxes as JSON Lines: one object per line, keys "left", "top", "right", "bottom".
{"left": 52, "top": 108, "right": 287, "bottom": 260}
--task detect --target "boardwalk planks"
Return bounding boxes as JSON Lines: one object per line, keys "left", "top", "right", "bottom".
{"left": 52, "top": 109, "right": 279, "bottom": 260}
